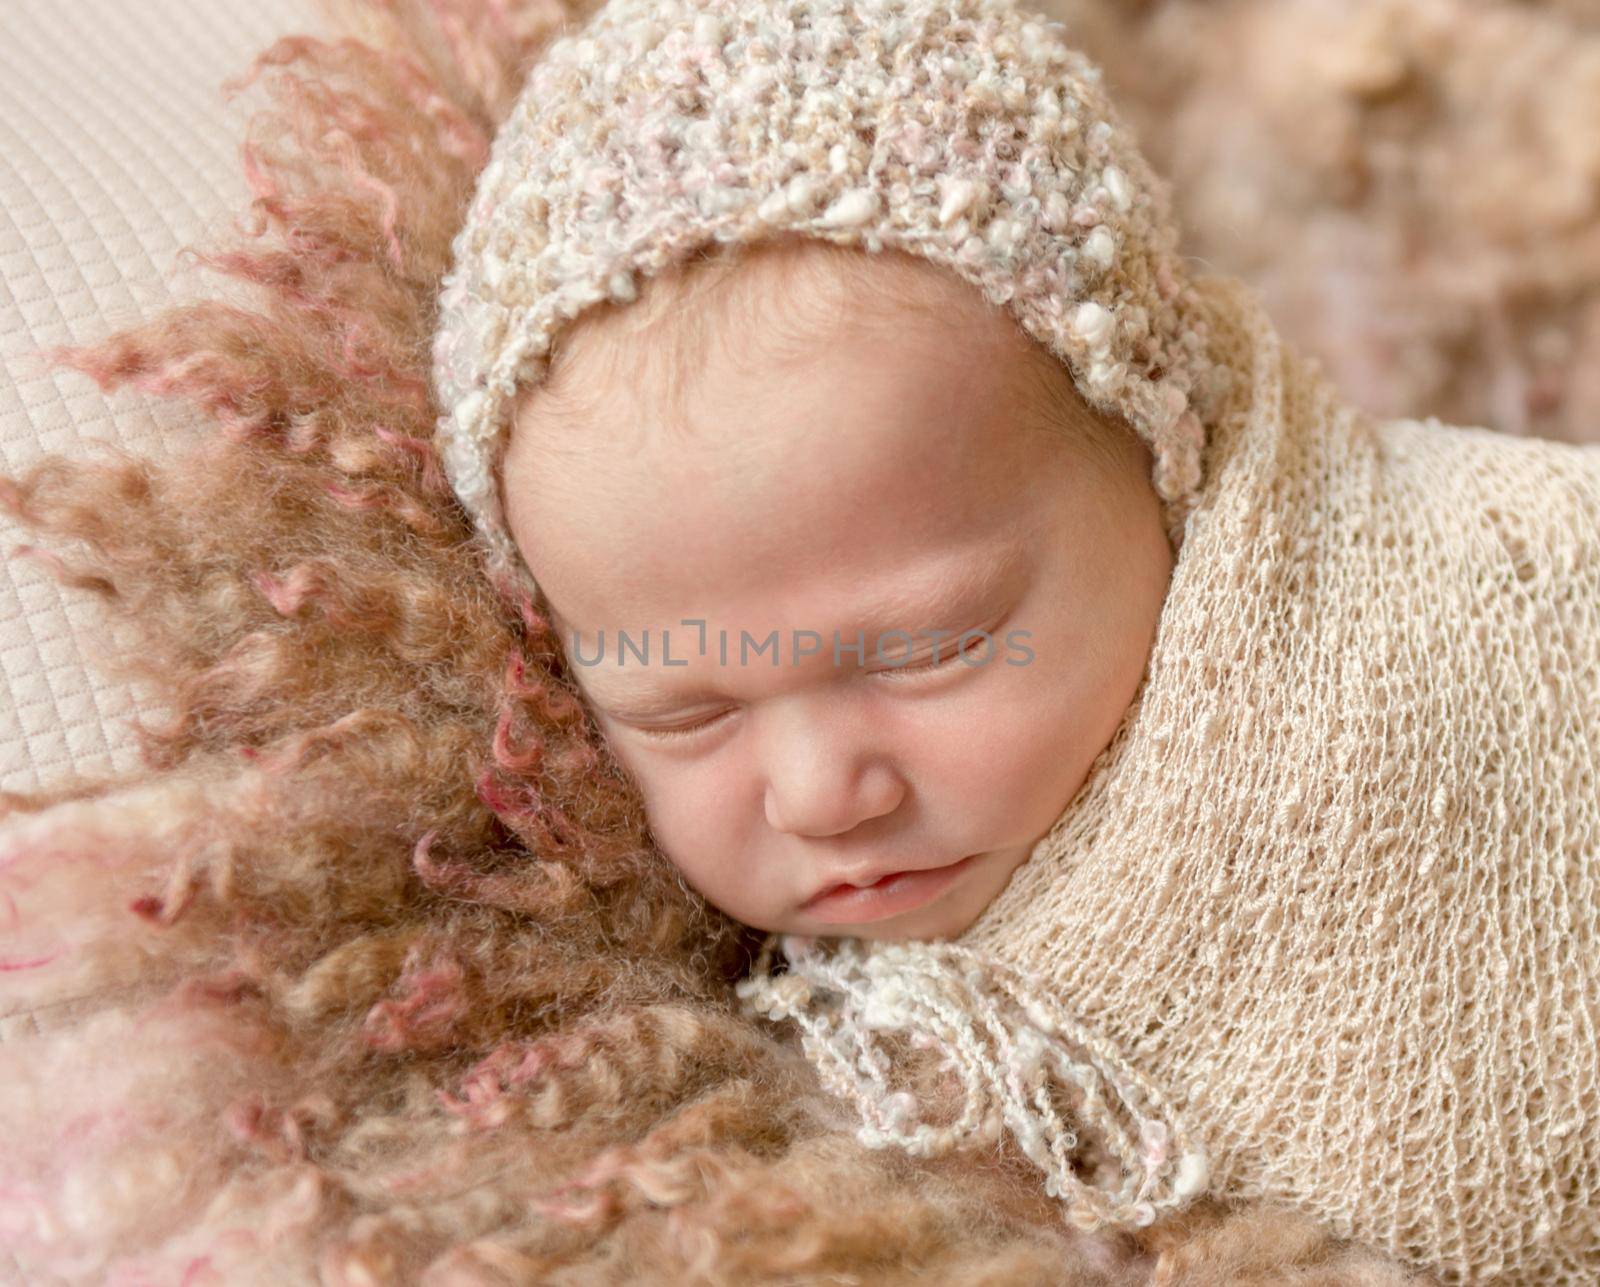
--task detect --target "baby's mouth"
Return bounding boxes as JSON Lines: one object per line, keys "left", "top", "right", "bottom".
{"left": 799, "top": 854, "right": 978, "bottom": 925}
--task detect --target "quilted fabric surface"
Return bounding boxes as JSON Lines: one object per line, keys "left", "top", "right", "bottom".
{"left": 0, "top": 0, "right": 320, "bottom": 798}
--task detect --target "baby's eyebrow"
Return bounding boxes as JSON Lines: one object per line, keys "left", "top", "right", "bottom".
{"left": 574, "top": 537, "right": 1030, "bottom": 720}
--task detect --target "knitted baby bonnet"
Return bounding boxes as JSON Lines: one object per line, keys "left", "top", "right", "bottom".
{"left": 430, "top": 0, "right": 1231, "bottom": 607}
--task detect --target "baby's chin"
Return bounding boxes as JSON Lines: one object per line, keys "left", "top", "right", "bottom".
{"left": 784, "top": 910, "right": 977, "bottom": 944}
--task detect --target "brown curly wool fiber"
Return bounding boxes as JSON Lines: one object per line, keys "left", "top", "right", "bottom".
{"left": 0, "top": 3, "right": 1199, "bottom": 1280}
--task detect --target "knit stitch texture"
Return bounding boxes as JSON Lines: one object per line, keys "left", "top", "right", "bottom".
{"left": 740, "top": 274, "right": 1600, "bottom": 1286}
{"left": 430, "top": 0, "right": 1228, "bottom": 604}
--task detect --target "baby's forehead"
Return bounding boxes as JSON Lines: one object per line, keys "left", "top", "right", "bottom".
{"left": 544, "top": 515, "right": 1034, "bottom": 650}
{"left": 501, "top": 245, "right": 1112, "bottom": 609}
{"left": 511, "top": 311, "right": 1062, "bottom": 500}
{"left": 518, "top": 421, "right": 1063, "bottom": 657}
{"left": 521, "top": 346, "right": 1070, "bottom": 498}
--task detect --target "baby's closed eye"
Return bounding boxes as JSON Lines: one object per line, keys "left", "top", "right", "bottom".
{"left": 619, "top": 630, "right": 997, "bottom": 742}
{"left": 871, "top": 631, "right": 992, "bottom": 676}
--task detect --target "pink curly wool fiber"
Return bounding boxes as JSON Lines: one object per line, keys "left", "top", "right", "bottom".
{"left": 431, "top": 0, "right": 1600, "bottom": 1283}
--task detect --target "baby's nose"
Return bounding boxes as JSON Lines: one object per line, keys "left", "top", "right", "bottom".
{"left": 760, "top": 726, "right": 908, "bottom": 838}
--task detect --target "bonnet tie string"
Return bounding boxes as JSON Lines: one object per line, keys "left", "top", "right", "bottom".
{"left": 735, "top": 932, "right": 1212, "bottom": 1232}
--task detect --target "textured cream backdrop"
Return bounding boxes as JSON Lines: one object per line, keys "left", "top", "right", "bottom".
{"left": 0, "top": 0, "right": 320, "bottom": 797}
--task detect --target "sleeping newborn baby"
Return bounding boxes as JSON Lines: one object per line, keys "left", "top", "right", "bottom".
{"left": 431, "top": 0, "right": 1600, "bottom": 1280}
{"left": 501, "top": 236, "right": 1173, "bottom": 941}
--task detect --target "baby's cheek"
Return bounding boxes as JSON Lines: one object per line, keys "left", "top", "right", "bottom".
{"left": 935, "top": 676, "right": 1087, "bottom": 819}
{"left": 624, "top": 755, "right": 756, "bottom": 901}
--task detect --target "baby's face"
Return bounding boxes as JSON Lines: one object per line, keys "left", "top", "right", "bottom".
{"left": 503, "top": 287, "right": 1174, "bottom": 941}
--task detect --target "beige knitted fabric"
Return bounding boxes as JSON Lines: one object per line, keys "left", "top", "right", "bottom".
{"left": 738, "top": 274, "right": 1600, "bottom": 1285}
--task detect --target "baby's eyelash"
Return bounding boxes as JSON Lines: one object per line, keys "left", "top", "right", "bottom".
{"left": 873, "top": 636, "right": 985, "bottom": 677}
{"left": 633, "top": 710, "right": 734, "bottom": 741}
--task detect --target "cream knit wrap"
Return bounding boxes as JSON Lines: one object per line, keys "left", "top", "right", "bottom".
{"left": 739, "top": 277, "right": 1600, "bottom": 1285}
